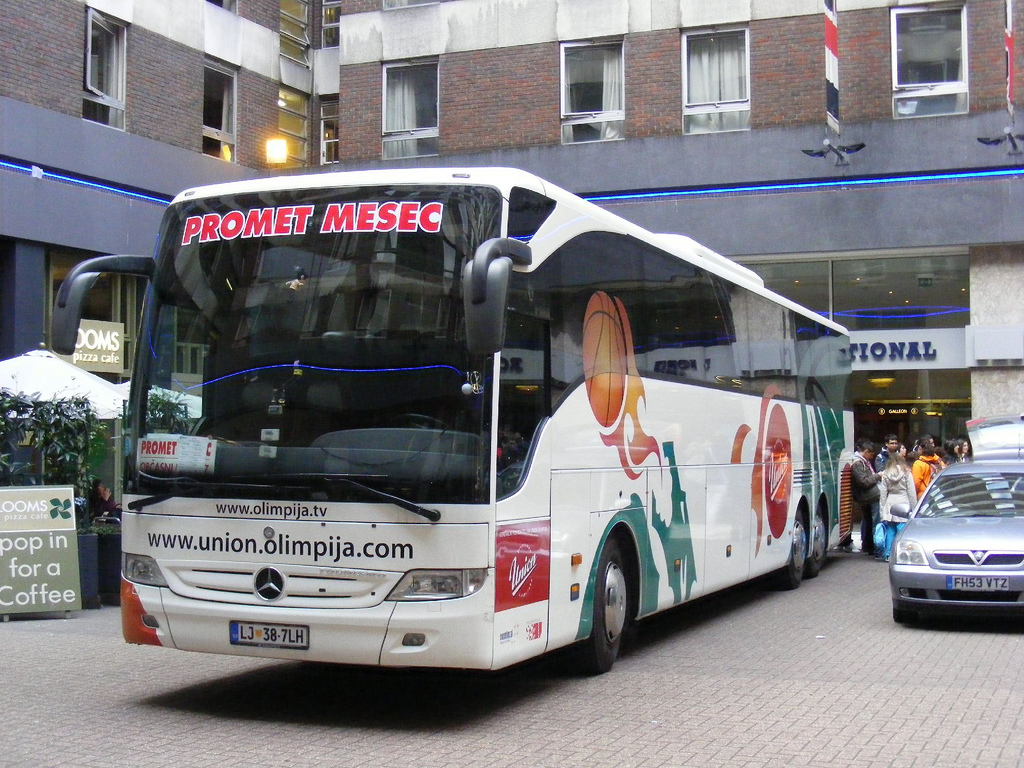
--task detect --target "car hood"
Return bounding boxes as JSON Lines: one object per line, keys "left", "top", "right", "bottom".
{"left": 903, "top": 516, "right": 1024, "bottom": 550}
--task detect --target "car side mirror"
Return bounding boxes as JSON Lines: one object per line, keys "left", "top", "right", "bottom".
{"left": 890, "top": 502, "right": 911, "bottom": 520}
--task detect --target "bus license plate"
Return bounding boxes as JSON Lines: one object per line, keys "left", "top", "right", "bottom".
{"left": 947, "top": 576, "right": 1009, "bottom": 591}
{"left": 230, "top": 621, "right": 309, "bottom": 650}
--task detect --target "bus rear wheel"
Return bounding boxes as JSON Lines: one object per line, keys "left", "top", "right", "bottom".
{"left": 578, "top": 537, "right": 631, "bottom": 675}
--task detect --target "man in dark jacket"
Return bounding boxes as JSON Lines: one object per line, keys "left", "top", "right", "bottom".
{"left": 874, "top": 434, "right": 899, "bottom": 473}
{"left": 852, "top": 438, "right": 881, "bottom": 556}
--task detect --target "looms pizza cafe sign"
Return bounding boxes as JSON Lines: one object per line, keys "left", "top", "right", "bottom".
{"left": 181, "top": 201, "right": 444, "bottom": 246}
{"left": 56, "top": 320, "right": 125, "bottom": 375}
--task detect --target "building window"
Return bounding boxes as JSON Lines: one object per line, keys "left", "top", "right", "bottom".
{"left": 83, "top": 10, "right": 126, "bottom": 130}
{"left": 321, "top": 98, "right": 340, "bottom": 163}
{"left": 383, "top": 0, "right": 438, "bottom": 9}
{"left": 206, "top": 0, "right": 237, "bottom": 10}
{"left": 683, "top": 29, "right": 750, "bottom": 134}
{"left": 322, "top": 1, "right": 341, "bottom": 47}
{"left": 382, "top": 61, "right": 439, "bottom": 160}
{"left": 278, "top": 87, "right": 308, "bottom": 167}
{"left": 892, "top": 6, "right": 968, "bottom": 119}
{"left": 560, "top": 41, "right": 624, "bottom": 144}
{"left": 203, "top": 63, "right": 236, "bottom": 162}
{"left": 280, "top": 0, "right": 309, "bottom": 65}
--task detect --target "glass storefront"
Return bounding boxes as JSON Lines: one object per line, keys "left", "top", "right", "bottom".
{"left": 743, "top": 252, "right": 971, "bottom": 447}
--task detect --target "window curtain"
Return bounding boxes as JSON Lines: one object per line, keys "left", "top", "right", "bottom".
{"left": 600, "top": 46, "right": 623, "bottom": 139}
{"left": 385, "top": 69, "right": 419, "bottom": 158}
{"left": 687, "top": 34, "right": 746, "bottom": 106}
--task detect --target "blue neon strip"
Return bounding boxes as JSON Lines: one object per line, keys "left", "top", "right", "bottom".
{"left": 836, "top": 305, "right": 969, "bottom": 320}
{"left": 584, "top": 166, "right": 1024, "bottom": 203}
{"left": 183, "top": 362, "right": 464, "bottom": 391}
{"left": 0, "top": 158, "right": 171, "bottom": 206}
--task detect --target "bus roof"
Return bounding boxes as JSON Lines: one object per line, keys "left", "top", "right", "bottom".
{"left": 171, "top": 166, "right": 847, "bottom": 337}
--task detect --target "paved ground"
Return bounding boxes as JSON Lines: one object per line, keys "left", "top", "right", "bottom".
{"left": 3, "top": 551, "right": 1024, "bottom": 767}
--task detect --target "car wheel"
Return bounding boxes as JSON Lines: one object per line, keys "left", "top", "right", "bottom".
{"left": 892, "top": 605, "right": 916, "bottom": 624}
{"left": 804, "top": 505, "right": 828, "bottom": 579}
{"left": 773, "top": 510, "right": 807, "bottom": 590}
{"left": 578, "top": 537, "right": 631, "bottom": 675}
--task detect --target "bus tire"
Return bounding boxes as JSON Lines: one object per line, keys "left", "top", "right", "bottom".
{"left": 804, "top": 504, "right": 828, "bottom": 579}
{"left": 773, "top": 508, "right": 807, "bottom": 590}
{"left": 578, "top": 537, "right": 631, "bottom": 675}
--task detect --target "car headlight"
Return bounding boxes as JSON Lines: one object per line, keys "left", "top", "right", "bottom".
{"left": 387, "top": 569, "right": 487, "bottom": 601}
{"left": 123, "top": 553, "right": 168, "bottom": 587}
{"left": 893, "top": 539, "right": 928, "bottom": 566}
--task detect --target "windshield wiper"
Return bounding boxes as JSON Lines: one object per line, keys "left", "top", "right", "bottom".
{"left": 325, "top": 476, "right": 441, "bottom": 522}
{"left": 129, "top": 473, "right": 441, "bottom": 522}
{"left": 253, "top": 473, "right": 441, "bottom": 522}
{"left": 127, "top": 474, "right": 308, "bottom": 512}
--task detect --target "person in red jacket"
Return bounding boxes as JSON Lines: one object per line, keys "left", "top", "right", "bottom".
{"left": 911, "top": 434, "right": 945, "bottom": 498}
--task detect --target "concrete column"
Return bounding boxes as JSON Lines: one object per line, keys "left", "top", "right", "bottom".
{"left": 0, "top": 241, "right": 46, "bottom": 360}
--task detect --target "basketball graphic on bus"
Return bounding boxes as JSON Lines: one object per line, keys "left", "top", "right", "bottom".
{"left": 583, "top": 291, "right": 628, "bottom": 427}
{"left": 583, "top": 291, "right": 661, "bottom": 479}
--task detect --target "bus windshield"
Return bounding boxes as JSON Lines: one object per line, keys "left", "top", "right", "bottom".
{"left": 132, "top": 184, "right": 502, "bottom": 505}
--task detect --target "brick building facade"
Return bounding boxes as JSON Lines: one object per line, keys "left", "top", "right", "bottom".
{"left": 2, "top": 0, "right": 1023, "bottom": 445}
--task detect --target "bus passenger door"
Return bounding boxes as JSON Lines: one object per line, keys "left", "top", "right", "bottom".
{"left": 704, "top": 462, "right": 752, "bottom": 593}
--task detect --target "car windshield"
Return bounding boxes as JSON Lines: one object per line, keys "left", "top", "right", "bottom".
{"left": 130, "top": 184, "right": 502, "bottom": 504}
{"left": 917, "top": 470, "right": 1024, "bottom": 518}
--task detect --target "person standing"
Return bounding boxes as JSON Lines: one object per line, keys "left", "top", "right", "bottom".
{"left": 878, "top": 448, "right": 917, "bottom": 561}
{"left": 851, "top": 438, "right": 881, "bottom": 556}
{"left": 875, "top": 434, "right": 899, "bottom": 473}
{"left": 912, "top": 434, "right": 945, "bottom": 498}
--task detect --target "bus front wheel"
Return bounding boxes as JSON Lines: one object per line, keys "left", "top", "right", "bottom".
{"left": 579, "top": 537, "right": 631, "bottom": 675}
{"left": 804, "top": 505, "right": 828, "bottom": 579}
{"left": 773, "top": 509, "right": 807, "bottom": 590}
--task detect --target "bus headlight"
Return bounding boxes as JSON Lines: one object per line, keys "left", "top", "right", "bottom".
{"left": 893, "top": 540, "right": 927, "bottom": 566}
{"left": 387, "top": 569, "right": 487, "bottom": 601}
{"left": 123, "top": 553, "right": 168, "bottom": 587}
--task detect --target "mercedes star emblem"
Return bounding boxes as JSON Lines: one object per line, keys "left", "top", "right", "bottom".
{"left": 253, "top": 567, "right": 285, "bottom": 601}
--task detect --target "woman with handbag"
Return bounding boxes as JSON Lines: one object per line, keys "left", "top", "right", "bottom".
{"left": 877, "top": 446, "right": 917, "bottom": 561}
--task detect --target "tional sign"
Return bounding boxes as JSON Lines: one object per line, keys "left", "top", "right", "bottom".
{"left": 0, "top": 486, "right": 82, "bottom": 614}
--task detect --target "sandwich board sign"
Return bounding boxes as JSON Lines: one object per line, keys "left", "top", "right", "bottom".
{"left": 0, "top": 486, "right": 82, "bottom": 615}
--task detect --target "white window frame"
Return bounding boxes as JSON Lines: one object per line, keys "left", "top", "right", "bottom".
{"left": 382, "top": 60, "right": 439, "bottom": 160}
{"left": 202, "top": 61, "right": 236, "bottom": 163}
{"left": 560, "top": 40, "right": 625, "bottom": 144}
{"left": 383, "top": 0, "right": 439, "bottom": 9}
{"left": 322, "top": 1, "right": 341, "bottom": 47}
{"left": 682, "top": 27, "right": 750, "bottom": 134}
{"left": 84, "top": 9, "right": 126, "bottom": 130}
{"left": 320, "top": 98, "right": 340, "bottom": 164}
{"left": 891, "top": 5, "right": 968, "bottom": 119}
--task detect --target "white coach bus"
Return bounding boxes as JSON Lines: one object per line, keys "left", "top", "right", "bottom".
{"left": 53, "top": 167, "right": 851, "bottom": 674}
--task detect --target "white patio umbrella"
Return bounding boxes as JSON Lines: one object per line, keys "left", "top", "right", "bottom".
{"left": 0, "top": 348, "right": 127, "bottom": 419}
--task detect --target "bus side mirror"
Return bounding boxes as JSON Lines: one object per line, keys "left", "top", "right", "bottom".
{"left": 462, "top": 238, "right": 531, "bottom": 356}
{"left": 52, "top": 254, "right": 155, "bottom": 354}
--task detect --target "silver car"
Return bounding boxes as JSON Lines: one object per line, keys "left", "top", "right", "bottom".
{"left": 889, "top": 462, "right": 1024, "bottom": 623}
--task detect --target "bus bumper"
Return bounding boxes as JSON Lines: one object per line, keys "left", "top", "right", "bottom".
{"left": 125, "top": 579, "right": 496, "bottom": 669}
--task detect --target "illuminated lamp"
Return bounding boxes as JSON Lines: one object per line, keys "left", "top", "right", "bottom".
{"left": 266, "top": 138, "right": 288, "bottom": 164}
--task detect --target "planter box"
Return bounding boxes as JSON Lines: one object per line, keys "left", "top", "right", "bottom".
{"left": 97, "top": 533, "right": 122, "bottom": 606}
{"left": 77, "top": 533, "right": 101, "bottom": 610}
